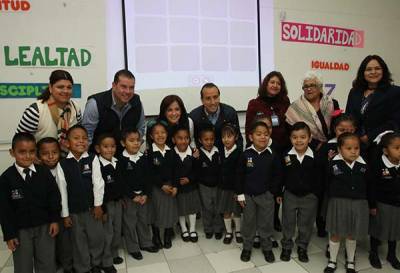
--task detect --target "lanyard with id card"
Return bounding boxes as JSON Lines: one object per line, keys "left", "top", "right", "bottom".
{"left": 270, "top": 107, "right": 279, "bottom": 127}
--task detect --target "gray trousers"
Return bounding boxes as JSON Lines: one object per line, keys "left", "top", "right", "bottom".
{"left": 122, "top": 198, "right": 153, "bottom": 253}
{"left": 281, "top": 191, "right": 318, "bottom": 250}
{"left": 56, "top": 220, "right": 72, "bottom": 271}
{"left": 242, "top": 192, "right": 274, "bottom": 251}
{"left": 199, "top": 184, "right": 224, "bottom": 233}
{"left": 102, "top": 200, "right": 123, "bottom": 267}
{"left": 70, "top": 211, "right": 104, "bottom": 273}
{"left": 13, "top": 224, "right": 56, "bottom": 273}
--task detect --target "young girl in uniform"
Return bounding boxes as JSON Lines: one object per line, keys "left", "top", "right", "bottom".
{"left": 368, "top": 132, "right": 400, "bottom": 270}
{"left": 172, "top": 126, "right": 201, "bottom": 243}
{"left": 218, "top": 123, "right": 242, "bottom": 244}
{"left": 147, "top": 120, "right": 178, "bottom": 249}
{"left": 324, "top": 132, "right": 370, "bottom": 273}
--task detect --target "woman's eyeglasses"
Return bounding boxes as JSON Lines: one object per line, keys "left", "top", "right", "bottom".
{"left": 302, "top": 84, "right": 318, "bottom": 90}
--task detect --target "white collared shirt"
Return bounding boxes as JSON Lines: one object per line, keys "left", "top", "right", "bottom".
{"left": 328, "top": 138, "right": 338, "bottom": 144}
{"left": 200, "top": 146, "right": 219, "bottom": 161}
{"left": 224, "top": 144, "right": 237, "bottom": 158}
{"left": 247, "top": 144, "right": 272, "bottom": 155}
{"left": 288, "top": 147, "right": 314, "bottom": 164}
{"left": 66, "top": 151, "right": 90, "bottom": 162}
{"left": 15, "top": 163, "right": 36, "bottom": 181}
{"left": 332, "top": 154, "right": 366, "bottom": 169}
{"left": 152, "top": 143, "right": 170, "bottom": 157}
{"left": 382, "top": 154, "right": 400, "bottom": 169}
{"left": 174, "top": 146, "right": 192, "bottom": 161}
{"left": 54, "top": 163, "right": 70, "bottom": 218}
{"left": 123, "top": 149, "right": 143, "bottom": 163}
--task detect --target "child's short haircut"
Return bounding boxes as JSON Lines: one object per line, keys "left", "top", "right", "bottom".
{"left": 66, "top": 124, "right": 88, "bottom": 139}
{"left": 380, "top": 132, "right": 400, "bottom": 148}
{"left": 199, "top": 125, "right": 215, "bottom": 139}
{"left": 121, "top": 128, "right": 141, "bottom": 141}
{"left": 12, "top": 132, "right": 36, "bottom": 149}
{"left": 290, "top": 122, "right": 311, "bottom": 136}
{"left": 95, "top": 132, "right": 116, "bottom": 146}
{"left": 172, "top": 124, "right": 190, "bottom": 137}
{"left": 221, "top": 123, "right": 238, "bottom": 137}
{"left": 337, "top": 132, "right": 360, "bottom": 148}
{"left": 37, "top": 137, "right": 60, "bottom": 155}
{"left": 333, "top": 113, "right": 357, "bottom": 130}
{"left": 249, "top": 120, "right": 270, "bottom": 134}
{"left": 146, "top": 119, "right": 168, "bottom": 146}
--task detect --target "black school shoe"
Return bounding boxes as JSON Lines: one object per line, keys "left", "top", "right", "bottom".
{"left": 263, "top": 250, "right": 275, "bottom": 263}
{"left": 345, "top": 261, "right": 356, "bottom": 273}
{"left": 163, "top": 228, "right": 173, "bottom": 249}
{"left": 387, "top": 255, "right": 400, "bottom": 270}
{"left": 113, "top": 256, "right": 123, "bottom": 264}
{"left": 240, "top": 249, "right": 252, "bottom": 262}
{"left": 205, "top": 232, "right": 213, "bottom": 239}
{"left": 215, "top": 232, "right": 223, "bottom": 240}
{"left": 141, "top": 245, "right": 159, "bottom": 253}
{"left": 271, "top": 236, "right": 279, "bottom": 248}
{"left": 223, "top": 233, "right": 233, "bottom": 244}
{"left": 297, "top": 247, "right": 309, "bottom": 263}
{"left": 130, "top": 251, "right": 143, "bottom": 260}
{"left": 189, "top": 231, "right": 198, "bottom": 242}
{"left": 235, "top": 232, "right": 243, "bottom": 243}
{"left": 102, "top": 266, "right": 117, "bottom": 273}
{"left": 280, "top": 249, "right": 291, "bottom": 261}
{"left": 368, "top": 252, "right": 382, "bottom": 269}
{"left": 323, "top": 261, "right": 337, "bottom": 273}
{"left": 91, "top": 266, "right": 102, "bottom": 273}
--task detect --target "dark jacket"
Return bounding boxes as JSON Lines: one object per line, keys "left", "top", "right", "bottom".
{"left": 190, "top": 103, "right": 243, "bottom": 151}
{"left": 345, "top": 85, "right": 400, "bottom": 142}
{"left": 147, "top": 146, "right": 176, "bottom": 188}
{"left": 195, "top": 148, "right": 221, "bottom": 187}
{"left": 173, "top": 151, "right": 197, "bottom": 193}
{"left": 220, "top": 148, "right": 242, "bottom": 190}
{"left": 0, "top": 164, "right": 61, "bottom": 241}
{"left": 88, "top": 89, "right": 143, "bottom": 154}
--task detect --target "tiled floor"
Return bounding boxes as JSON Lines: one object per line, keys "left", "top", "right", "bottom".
{"left": 0, "top": 225, "right": 399, "bottom": 273}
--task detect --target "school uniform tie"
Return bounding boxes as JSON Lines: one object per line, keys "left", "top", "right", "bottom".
{"left": 23, "top": 168, "right": 31, "bottom": 182}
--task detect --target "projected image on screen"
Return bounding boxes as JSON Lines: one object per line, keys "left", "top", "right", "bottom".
{"left": 124, "top": 0, "right": 273, "bottom": 113}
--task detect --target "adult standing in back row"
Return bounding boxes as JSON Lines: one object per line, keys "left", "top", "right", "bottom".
{"left": 82, "top": 69, "right": 145, "bottom": 155}
{"left": 190, "top": 83, "right": 243, "bottom": 151}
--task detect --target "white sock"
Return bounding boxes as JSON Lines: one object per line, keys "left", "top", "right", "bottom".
{"left": 224, "top": 218, "right": 232, "bottom": 233}
{"left": 179, "top": 216, "right": 188, "bottom": 233}
{"left": 345, "top": 239, "right": 357, "bottom": 264}
{"left": 329, "top": 240, "right": 340, "bottom": 263}
{"left": 189, "top": 214, "right": 196, "bottom": 232}
{"left": 233, "top": 216, "right": 241, "bottom": 232}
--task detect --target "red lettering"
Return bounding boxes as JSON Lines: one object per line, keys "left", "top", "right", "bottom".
{"left": 0, "top": 0, "right": 30, "bottom": 11}
{"left": 21, "top": 0, "right": 29, "bottom": 10}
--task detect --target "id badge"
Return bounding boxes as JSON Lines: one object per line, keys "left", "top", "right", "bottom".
{"left": 271, "top": 112, "right": 279, "bottom": 127}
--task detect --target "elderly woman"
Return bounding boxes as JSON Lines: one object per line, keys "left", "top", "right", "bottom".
{"left": 286, "top": 71, "right": 338, "bottom": 151}
{"left": 346, "top": 55, "right": 400, "bottom": 145}
{"left": 16, "top": 70, "right": 81, "bottom": 152}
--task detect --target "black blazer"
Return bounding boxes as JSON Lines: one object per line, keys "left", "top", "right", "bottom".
{"left": 345, "top": 85, "right": 400, "bottom": 142}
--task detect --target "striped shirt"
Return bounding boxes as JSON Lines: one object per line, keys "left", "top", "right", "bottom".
{"left": 16, "top": 100, "right": 82, "bottom": 141}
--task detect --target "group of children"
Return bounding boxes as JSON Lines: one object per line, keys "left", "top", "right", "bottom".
{"left": 1, "top": 113, "right": 400, "bottom": 273}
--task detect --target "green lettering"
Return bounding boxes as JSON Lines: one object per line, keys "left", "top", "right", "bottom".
{"left": 18, "top": 46, "right": 31, "bottom": 66}
{"left": 4, "top": 46, "right": 18, "bottom": 66}
{"left": 9, "top": 85, "right": 18, "bottom": 96}
{"left": 44, "top": 47, "right": 57, "bottom": 66}
{"left": 56, "top": 47, "right": 68, "bottom": 66}
{"left": 31, "top": 47, "right": 45, "bottom": 66}
{"left": 81, "top": 48, "right": 91, "bottom": 66}
{"left": 67, "top": 48, "right": 80, "bottom": 67}
{"left": 19, "top": 85, "right": 27, "bottom": 96}
{"left": 0, "top": 85, "right": 7, "bottom": 96}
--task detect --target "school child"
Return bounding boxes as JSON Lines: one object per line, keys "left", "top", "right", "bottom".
{"left": 368, "top": 132, "right": 400, "bottom": 270}
{"left": 37, "top": 137, "right": 73, "bottom": 273}
{"left": 316, "top": 114, "right": 357, "bottom": 238}
{"left": 147, "top": 120, "right": 178, "bottom": 249}
{"left": 324, "top": 132, "right": 370, "bottom": 273}
{"left": 236, "top": 121, "right": 282, "bottom": 263}
{"left": 57, "top": 125, "right": 105, "bottom": 273}
{"left": 172, "top": 126, "right": 202, "bottom": 243}
{"left": 278, "top": 122, "right": 321, "bottom": 263}
{"left": 92, "top": 133, "right": 124, "bottom": 272}
{"left": 218, "top": 123, "right": 242, "bottom": 244}
{"left": 196, "top": 126, "right": 224, "bottom": 239}
{"left": 0, "top": 132, "right": 61, "bottom": 273}
{"left": 119, "top": 128, "right": 158, "bottom": 260}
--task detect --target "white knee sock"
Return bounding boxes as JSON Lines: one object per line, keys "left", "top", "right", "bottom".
{"left": 179, "top": 216, "right": 188, "bottom": 233}
{"left": 345, "top": 239, "right": 357, "bottom": 264}
{"left": 329, "top": 240, "right": 340, "bottom": 263}
{"left": 189, "top": 214, "right": 196, "bottom": 232}
{"left": 233, "top": 216, "right": 241, "bottom": 232}
{"left": 224, "top": 218, "right": 232, "bottom": 233}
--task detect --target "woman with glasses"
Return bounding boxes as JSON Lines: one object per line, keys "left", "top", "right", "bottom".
{"left": 345, "top": 55, "right": 400, "bottom": 146}
{"left": 285, "top": 71, "right": 339, "bottom": 151}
